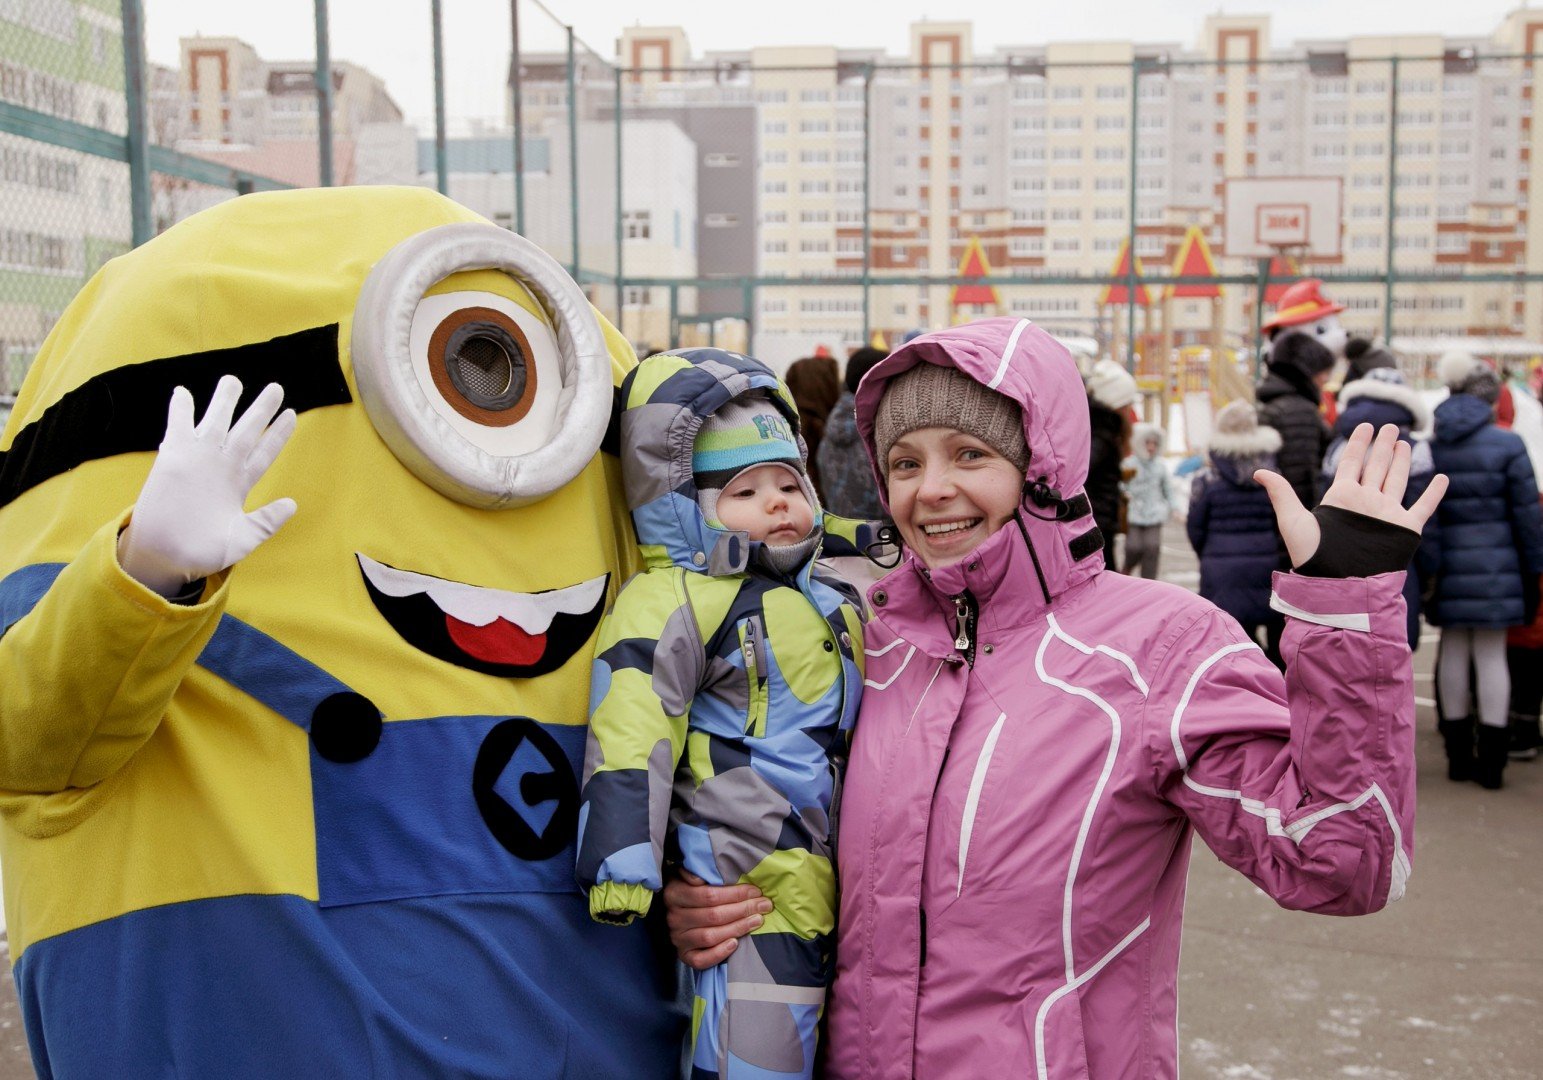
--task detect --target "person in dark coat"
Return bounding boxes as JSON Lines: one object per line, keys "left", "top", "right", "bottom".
{"left": 1321, "top": 365, "right": 1437, "bottom": 649}
{"left": 817, "top": 346, "right": 887, "bottom": 520}
{"left": 1085, "top": 358, "right": 1137, "bottom": 568}
{"left": 1255, "top": 331, "right": 1334, "bottom": 514}
{"left": 1428, "top": 351, "right": 1543, "bottom": 789}
{"left": 1187, "top": 400, "right": 1285, "bottom": 668}
{"left": 784, "top": 353, "right": 842, "bottom": 501}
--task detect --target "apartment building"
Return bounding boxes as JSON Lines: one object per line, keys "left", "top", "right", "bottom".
{"left": 603, "top": 12, "right": 1543, "bottom": 361}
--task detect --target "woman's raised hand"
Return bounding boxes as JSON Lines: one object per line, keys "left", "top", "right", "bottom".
{"left": 1255, "top": 422, "right": 1447, "bottom": 569}
{"left": 661, "top": 869, "right": 774, "bottom": 971}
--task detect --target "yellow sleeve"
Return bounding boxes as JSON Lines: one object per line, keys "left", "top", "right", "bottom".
{"left": 0, "top": 513, "right": 228, "bottom": 794}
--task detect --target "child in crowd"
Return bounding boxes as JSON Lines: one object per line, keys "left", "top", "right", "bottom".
{"left": 1120, "top": 422, "right": 1178, "bottom": 578}
{"left": 576, "top": 349, "right": 865, "bottom": 1080}
{"left": 1187, "top": 400, "right": 1287, "bottom": 668}
{"left": 1428, "top": 351, "right": 1543, "bottom": 789}
{"left": 667, "top": 318, "right": 1444, "bottom": 1079}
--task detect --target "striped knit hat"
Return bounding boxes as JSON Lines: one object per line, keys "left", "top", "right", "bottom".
{"left": 693, "top": 392, "right": 806, "bottom": 526}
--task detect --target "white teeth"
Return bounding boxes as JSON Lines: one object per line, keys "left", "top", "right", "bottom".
{"left": 356, "top": 554, "right": 607, "bottom": 633}
{"left": 922, "top": 519, "right": 980, "bottom": 537}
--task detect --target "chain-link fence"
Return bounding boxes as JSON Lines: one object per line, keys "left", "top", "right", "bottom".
{"left": 5, "top": 3, "right": 1543, "bottom": 428}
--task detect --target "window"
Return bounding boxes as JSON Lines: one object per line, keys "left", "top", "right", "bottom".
{"left": 1095, "top": 115, "right": 1125, "bottom": 131}
{"left": 1013, "top": 82, "right": 1045, "bottom": 101}
{"left": 1050, "top": 237, "right": 1081, "bottom": 252}
{"left": 799, "top": 180, "right": 831, "bottom": 194}
{"left": 623, "top": 287, "right": 653, "bottom": 305}
{"left": 763, "top": 180, "right": 787, "bottom": 195}
{"left": 799, "top": 210, "right": 830, "bottom": 224}
{"left": 1051, "top": 85, "right": 1083, "bottom": 100}
{"left": 971, "top": 184, "right": 987, "bottom": 196}
{"left": 762, "top": 210, "right": 788, "bottom": 225}
{"left": 1050, "top": 177, "right": 1081, "bottom": 192}
{"left": 836, "top": 236, "right": 863, "bottom": 254}
{"left": 1014, "top": 116, "right": 1045, "bottom": 132}
{"left": 1050, "top": 208, "right": 1081, "bottom": 222}
{"left": 1011, "top": 146, "right": 1044, "bottom": 164}
{"left": 800, "top": 119, "right": 830, "bottom": 135}
{"left": 1094, "top": 176, "right": 1125, "bottom": 192}
{"left": 800, "top": 149, "right": 831, "bottom": 164}
{"left": 763, "top": 120, "right": 787, "bottom": 135}
{"left": 758, "top": 90, "right": 788, "bottom": 103}
{"left": 1051, "top": 146, "right": 1082, "bottom": 161}
{"left": 762, "top": 150, "right": 788, "bottom": 165}
{"left": 761, "top": 297, "right": 788, "bottom": 314}
{"left": 1093, "top": 206, "right": 1124, "bottom": 221}
{"left": 1011, "top": 176, "right": 1044, "bottom": 193}
{"left": 799, "top": 239, "right": 831, "bottom": 254}
{"left": 763, "top": 240, "right": 788, "bottom": 254}
{"left": 704, "top": 213, "right": 739, "bottom": 228}
{"left": 1009, "top": 236, "right": 1041, "bottom": 256}
{"left": 622, "top": 210, "right": 651, "bottom": 240}
{"left": 1095, "top": 85, "right": 1126, "bottom": 100}
{"left": 1094, "top": 146, "right": 1125, "bottom": 161}
{"left": 800, "top": 88, "right": 831, "bottom": 103}
{"left": 1051, "top": 116, "right": 1082, "bottom": 131}
{"left": 704, "top": 152, "right": 740, "bottom": 167}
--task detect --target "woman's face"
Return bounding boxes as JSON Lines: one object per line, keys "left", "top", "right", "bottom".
{"left": 885, "top": 427, "right": 1024, "bottom": 570}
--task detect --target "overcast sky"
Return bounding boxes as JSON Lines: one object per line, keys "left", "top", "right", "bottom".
{"left": 144, "top": 0, "right": 1535, "bottom": 129}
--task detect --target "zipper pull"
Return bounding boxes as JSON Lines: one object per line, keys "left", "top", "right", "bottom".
{"left": 954, "top": 595, "right": 971, "bottom": 652}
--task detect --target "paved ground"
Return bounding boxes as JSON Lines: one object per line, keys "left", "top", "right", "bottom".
{"left": 0, "top": 523, "right": 1535, "bottom": 1078}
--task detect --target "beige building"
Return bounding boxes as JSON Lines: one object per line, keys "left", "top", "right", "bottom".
{"left": 609, "top": 13, "right": 1543, "bottom": 363}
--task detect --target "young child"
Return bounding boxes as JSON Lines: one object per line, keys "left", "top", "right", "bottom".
{"left": 576, "top": 349, "right": 865, "bottom": 1080}
{"left": 1188, "top": 400, "right": 1288, "bottom": 668}
{"left": 1120, "top": 422, "right": 1177, "bottom": 578}
{"left": 665, "top": 318, "right": 1444, "bottom": 1080}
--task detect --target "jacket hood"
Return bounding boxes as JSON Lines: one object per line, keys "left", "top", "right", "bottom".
{"left": 1206, "top": 421, "right": 1282, "bottom": 459}
{"left": 1131, "top": 422, "right": 1164, "bottom": 459}
{"left": 854, "top": 318, "right": 1104, "bottom": 618}
{"left": 1337, "top": 376, "right": 1430, "bottom": 434}
{"left": 618, "top": 348, "right": 820, "bottom": 575}
{"left": 1434, "top": 392, "right": 1496, "bottom": 444}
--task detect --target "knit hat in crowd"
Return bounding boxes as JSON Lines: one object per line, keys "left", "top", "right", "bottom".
{"left": 1344, "top": 337, "right": 1398, "bottom": 382}
{"left": 1438, "top": 350, "right": 1501, "bottom": 405}
{"left": 1206, "top": 399, "right": 1282, "bottom": 458}
{"left": 1270, "top": 330, "right": 1336, "bottom": 379}
{"left": 872, "top": 362, "right": 1030, "bottom": 478}
{"left": 693, "top": 392, "right": 806, "bottom": 526}
{"left": 1086, "top": 358, "right": 1138, "bottom": 411}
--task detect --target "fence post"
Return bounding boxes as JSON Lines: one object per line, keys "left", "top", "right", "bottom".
{"left": 615, "top": 64, "right": 624, "bottom": 327}
{"left": 510, "top": 0, "right": 525, "bottom": 234}
{"left": 567, "top": 26, "right": 580, "bottom": 279}
{"left": 1126, "top": 58, "right": 1141, "bottom": 369}
{"left": 432, "top": 0, "right": 448, "bottom": 194}
{"left": 121, "top": 0, "right": 152, "bottom": 245}
{"left": 314, "top": 0, "right": 334, "bottom": 187}
{"left": 861, "top": 63, "right": 873, "bottom": 345}
{"left": 1383, "top": 55, "right": 1400, "bottom": 345}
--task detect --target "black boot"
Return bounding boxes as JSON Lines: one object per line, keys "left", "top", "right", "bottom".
{"left": 1475, "top": 723, "right": 1509, "bottom": 790}
{"left": 1507, "top": 712, "right": 1542, "bottom": 761}
{"left": 1438, "top": 717, "right": 1474, "bottom": 782}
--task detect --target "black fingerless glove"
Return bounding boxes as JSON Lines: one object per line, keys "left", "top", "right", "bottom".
{"left": 1295, "top": 505, "right": 1422, "bottom": 579}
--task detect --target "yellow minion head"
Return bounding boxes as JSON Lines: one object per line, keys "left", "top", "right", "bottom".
{"left": 0, "top": 187, "right": 642, "bottom": 955}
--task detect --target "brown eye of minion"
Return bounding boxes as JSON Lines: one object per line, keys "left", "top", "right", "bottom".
{"left": 428, "top": 306, "right": 538, "bottom": 427}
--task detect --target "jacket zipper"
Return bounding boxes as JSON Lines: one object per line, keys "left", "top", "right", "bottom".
{"left": 952, "top": 590, "right": 978, "bottom": 667}
{"left": 740, "top": 618, "right": 769, "bottom": 738}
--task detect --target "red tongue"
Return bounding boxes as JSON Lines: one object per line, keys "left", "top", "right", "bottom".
{"left": 445, "top": 615, "right": 547, "bottom": 666}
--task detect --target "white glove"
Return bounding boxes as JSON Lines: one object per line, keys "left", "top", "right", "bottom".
{"left": 117, "top": 375, "right": 298, "bottom": 597}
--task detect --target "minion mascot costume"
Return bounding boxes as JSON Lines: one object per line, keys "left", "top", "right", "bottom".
{"left": 0, "top": 187, "right": 685, "bottom": 1077}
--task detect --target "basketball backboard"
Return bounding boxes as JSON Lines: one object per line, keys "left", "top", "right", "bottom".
{"left": 1222, "top": 177, "right": 1343, "bottom": 259}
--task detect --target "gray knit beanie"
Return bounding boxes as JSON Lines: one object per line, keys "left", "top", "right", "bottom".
{"left": 872, "top": 363, "right": 1029, "bottom": 477}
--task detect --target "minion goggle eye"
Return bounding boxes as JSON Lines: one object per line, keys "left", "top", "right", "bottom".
{"left": 352, "top": 223, "right": 611, "bottom": 508}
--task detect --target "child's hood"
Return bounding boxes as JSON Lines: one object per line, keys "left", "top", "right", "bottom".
{"left": 617, "top": 348, "right": 820, "bottom": 575}
{"left": 1131, "top": 422, "right": 1165, "bottom": 461}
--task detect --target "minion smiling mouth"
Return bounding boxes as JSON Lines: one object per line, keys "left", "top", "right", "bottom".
{"left": 356, "top": 554, "right": 609, "bottom": 678}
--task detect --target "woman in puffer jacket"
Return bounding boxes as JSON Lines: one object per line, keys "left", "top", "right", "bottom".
{"left": 1187, "top": 400, "right": 1286, "bottom": 667}
{"left": 1427, "top": 352, "right": 1543, "bottom": 790}
{"left": 667, "top": 318, "right": 1445, "bottom": 1080}
{"left": 1320, "top": 364, "right": 1438, "bottom": 649}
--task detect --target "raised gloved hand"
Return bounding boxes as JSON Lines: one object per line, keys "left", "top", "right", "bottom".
{"left": 1256, "top": 422, "right": 1448, "bottom": 577}
{"left": 116, "top": 375, "right": 298, "bottom": 597}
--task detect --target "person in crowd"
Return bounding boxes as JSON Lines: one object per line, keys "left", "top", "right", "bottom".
{"left": 1120, "top": 422, "right": 1177, "bottom": 579}
{"left": 1255, "top": 330, "right": 1335, "bottom": 513}
{"left": 664, "top": 317, "right": 1441, "bottom": 1079}
{"left": 817, "top": 346, "right": 887, "bottom": 521}
{"left": 783, "top": 352, "right": 842, "bottom": 501}
{"left": 1321, "top": 362, "right": 1436, "bottom": 649}
{"left": 1427, "top": 350, "right": 1543, "bottom": 790}
{"left": 577, "top": 349, "right": 863, "bottom": 1080}
{"left": 1187, "top": 400, "right": 1287, "bottom": 668}
{"left": 1085, "top": 357, "right": 1137, "bottom": 567}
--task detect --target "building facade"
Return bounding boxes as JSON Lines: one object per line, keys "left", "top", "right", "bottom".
{"left": 605, "top": 13, "right": 1543, "bottom": 363}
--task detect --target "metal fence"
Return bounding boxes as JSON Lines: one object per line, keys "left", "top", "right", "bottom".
{"left": 4, "top": 1, "right": 1543, "bottom": 422}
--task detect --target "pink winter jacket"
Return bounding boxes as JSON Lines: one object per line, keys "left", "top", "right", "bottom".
{"left": 824, "top": 319, "right": 1416, "bottom": 1080}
